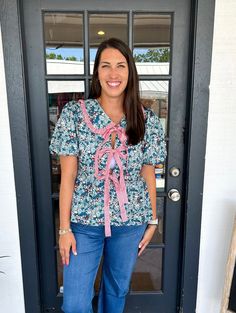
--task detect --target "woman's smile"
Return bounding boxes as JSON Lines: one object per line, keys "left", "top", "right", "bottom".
{"left": 107, "top": 81, "right": 121, "bottom": 87}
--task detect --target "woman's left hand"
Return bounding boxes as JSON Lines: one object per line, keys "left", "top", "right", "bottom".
{"left": 138, "top": 225, "right": 157, "bottom": 256}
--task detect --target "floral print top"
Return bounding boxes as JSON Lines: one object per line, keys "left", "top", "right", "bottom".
{"left": 49, "top": 98, "right": 167, "bottom": 236}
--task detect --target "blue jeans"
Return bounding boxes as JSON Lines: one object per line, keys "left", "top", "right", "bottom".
{"left": 61, "top": 222, "right": 147, "bottom": 313}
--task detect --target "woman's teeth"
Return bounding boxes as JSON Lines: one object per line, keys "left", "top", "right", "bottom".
{"left": 107, "top": 81, "right": 121, "bottom": 87}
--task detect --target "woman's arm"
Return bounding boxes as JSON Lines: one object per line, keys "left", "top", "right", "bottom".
{"left": 59, "top": 155, "right": 78, "bottom": 265}
{"left": 59, "top": 155, "right": 78, "bottom": 228}
{"left": 140, "top": 164, "right": 157, "bottom": 220}
{"left": 138, "top": 164, "right": 158, "bottom": 256}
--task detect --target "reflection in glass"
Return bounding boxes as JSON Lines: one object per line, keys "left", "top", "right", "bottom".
{"left": 150, "top": 197, "right": 165, "bottom": 245}
{"left": 44, "top": 13, "right": 84, "bottom": 74}
{"left": 133, "top": 14, "right": 171, "bottom": 75}
{"left": 89, "top": 14, "right": 128, "bottom": 73}
{"left": 140, "top": 80, "right": 168, "bottom": 192}
{"left": 131, "top": 248, "right": 163, "bottom": 291}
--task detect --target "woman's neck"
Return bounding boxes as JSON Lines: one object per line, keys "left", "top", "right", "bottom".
{"left": 98, "top": 94, "right": 124, "bottom": 116}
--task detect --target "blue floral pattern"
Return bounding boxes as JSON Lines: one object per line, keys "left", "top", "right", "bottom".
{"left": 49, "top": 99, "right": 167, "bottom": 226}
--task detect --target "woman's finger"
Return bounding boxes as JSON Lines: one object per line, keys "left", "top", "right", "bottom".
{"left": 138, "top": 226, "right": 157, "bottom": 256}
{"left": 64, "top": 248, "right": 70, "bottom": 266}
{"left": 60, "top": 249, "right": 66, "bottom": 265}
{"left": 138, "top": 241, "right": 148, "bottom": 256}
{"left": 71, "top": 239, "right": 77, "bottom": 256}
{"left": 60, "top": 246, "right": 70, "bottom": 265}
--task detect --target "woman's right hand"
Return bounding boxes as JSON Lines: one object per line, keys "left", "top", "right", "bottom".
{"left": 59, "top": 232, "right": 77, "bottom": 266}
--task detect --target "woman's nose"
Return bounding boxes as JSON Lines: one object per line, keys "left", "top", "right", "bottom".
{"left": 108, "top": 67, "right": 119, "bottom": 78}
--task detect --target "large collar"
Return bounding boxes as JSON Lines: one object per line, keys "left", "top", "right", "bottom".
{"left": 84, "top": 98, "right": 127, "bottom": 129}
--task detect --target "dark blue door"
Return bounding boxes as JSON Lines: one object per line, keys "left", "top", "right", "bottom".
{"left": 22, "top": 0, "right": 190, "bottom": 311}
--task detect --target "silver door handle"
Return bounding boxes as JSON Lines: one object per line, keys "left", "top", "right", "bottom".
{"left": 168, "top": 189, "right": 181, "bottom": 201}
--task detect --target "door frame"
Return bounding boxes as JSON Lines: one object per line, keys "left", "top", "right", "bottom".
{"left": 0, "top": 0, "right": 215, "bottom": 312}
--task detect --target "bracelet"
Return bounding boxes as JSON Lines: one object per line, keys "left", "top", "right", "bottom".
{"left": 59, "top": 228, "right": 72, "bottom": 235}
{"left": 148, "top": 218, "right": 158, "bottom": 225}
{"left": 147, "top": 224, "right": 158, "bottom": 228}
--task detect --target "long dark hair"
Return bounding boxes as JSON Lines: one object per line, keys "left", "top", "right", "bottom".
{"left": 89, "top": 38, "right": 145, "bottom": 145}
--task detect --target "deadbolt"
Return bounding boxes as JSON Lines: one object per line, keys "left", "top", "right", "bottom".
{"left": 168, "top": 189, "right": 181, "bottom": 201}
{"left": 169, "top": 166, "right": 180, "bottom": 177}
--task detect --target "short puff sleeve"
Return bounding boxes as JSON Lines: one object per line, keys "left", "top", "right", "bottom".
{"left": 142, "top": 109, "right": 167, "bottom": 165}
{"left": 49, "top": 102, "right": 79, "bottom": 156}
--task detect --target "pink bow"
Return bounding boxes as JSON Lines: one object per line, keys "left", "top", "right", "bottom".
{"left": 94, "top": 124, "right": 128, "bottom": 237}
{"left": 79, "top": 100, "right": 129, "bottom": 237}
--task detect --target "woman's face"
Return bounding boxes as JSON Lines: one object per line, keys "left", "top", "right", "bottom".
{"left": 98, "top": 48, "right": 129, "bottom": 101}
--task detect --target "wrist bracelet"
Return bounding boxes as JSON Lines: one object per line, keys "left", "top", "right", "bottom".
{"left": 59, "top": 228, "right": 72, "bottom": 235}
{"left": 148, "top": 218, "right": 158, "bottom": 225}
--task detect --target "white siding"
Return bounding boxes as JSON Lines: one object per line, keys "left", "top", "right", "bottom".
{"left": 196, "top": 0, "right": 236, "bottom": 312}
{"left": 0, "top": 26, "right": 25, "bottom": 313}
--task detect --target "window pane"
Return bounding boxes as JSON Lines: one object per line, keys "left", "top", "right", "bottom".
{"left": 131, "top": 248, "right": 163, "bottom": 291}
{"left": 44, "top": 13, "right": 84, "bottom": 74}
{"left": 133, "top": 14, "right": 171, "bottom": 75}
{"left": 140, "top": 80, "right": 168, "bottom": 192}
{"left": 89, "top": 14, "right": 128, "bottom": 73}
{"left": 48, "top": 81, "right": 84, "bottom": 293}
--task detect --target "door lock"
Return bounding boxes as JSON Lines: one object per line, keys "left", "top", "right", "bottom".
{"left": 169, "top": 166, "right": 180, "bottom": 177}
{"left": 168, "top": 189, "right": 181, "bottom": 201}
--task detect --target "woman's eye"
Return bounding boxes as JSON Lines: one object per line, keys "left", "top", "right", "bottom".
{"left": 101, "top": 65, "right": 109, "bottom": 68}
{"left": 118, "top": 65, "right": 125, "bottom": 68}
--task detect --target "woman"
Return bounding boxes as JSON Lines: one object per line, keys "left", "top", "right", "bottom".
{"left": 49, "top": 38, "right": 167, "bottom": 313}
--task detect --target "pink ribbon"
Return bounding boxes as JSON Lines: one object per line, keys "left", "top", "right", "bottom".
{"left": 79, "top": 100, "right": 129, "bottom": 236}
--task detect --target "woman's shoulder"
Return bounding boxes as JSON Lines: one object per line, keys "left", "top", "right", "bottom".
{"left": 61, "top": 100, "right": 81, "bottom": 115}
{"left": 60, "top": 99, "right": 92, "bottom": 123}
{"left": 60, "top": 98, "right": 101, "bottom": 128}
{"left": 76, "top": 98, "right": 99, "bottom": 114}
{"left": 84, "top": 98, "right": 97, "bottom": 104}
{"left": 143, "top": 106, "right": 161, "bottom": 125}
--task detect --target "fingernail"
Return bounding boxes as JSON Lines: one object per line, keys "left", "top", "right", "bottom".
{"left": 139, "top": 244, "right": 142, "bottom": 248}
{"left": 74, "top": 251, "right": 77, "bottom": 255}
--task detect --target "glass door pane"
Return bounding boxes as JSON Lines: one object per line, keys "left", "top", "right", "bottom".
{"left": 44, "top": 13, "right": 84, "bottom": 74}
{"left": 133, "top": 14, "right": 171, "bottom": 75}
{"left": 89, "top": 13, "right": 128, "bottom": 73}
{"left": 140, "top": 80, "right": 169, "bottom": 193}
{"left": 131, "top": 249, "right": 163, "bottom": 291}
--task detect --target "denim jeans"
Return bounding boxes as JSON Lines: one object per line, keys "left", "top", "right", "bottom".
{"left": 61, "top": 222, "right": 147, "bottom": 313}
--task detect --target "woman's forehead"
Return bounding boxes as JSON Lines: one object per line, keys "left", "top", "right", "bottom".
{"left": 100, "top": 48, "right": 127, "bottom": 63}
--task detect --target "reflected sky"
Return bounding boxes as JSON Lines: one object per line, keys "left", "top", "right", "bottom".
{"left": 46, "top": 48, "right": 151, "bottom": 62}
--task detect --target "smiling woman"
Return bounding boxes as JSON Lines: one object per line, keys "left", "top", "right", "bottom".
{"left": 89, "top": 38, "right": 146, "bottom": 146}
{"left": 98, "top": 48, "right": 129, "bottom": 101}
{"left": 49, "top": 37, "right": 167, "bottom": 313}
